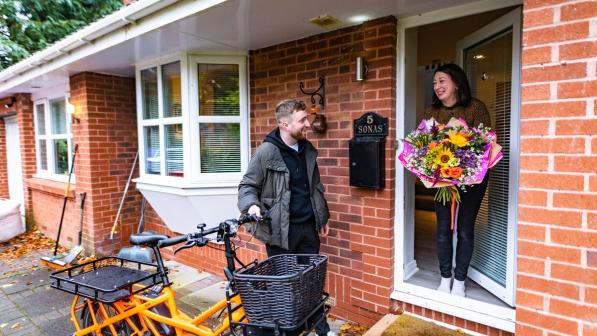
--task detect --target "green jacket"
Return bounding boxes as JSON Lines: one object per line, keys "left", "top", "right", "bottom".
{"left": 237, "top": 141, "right": 330, "bottom": 249}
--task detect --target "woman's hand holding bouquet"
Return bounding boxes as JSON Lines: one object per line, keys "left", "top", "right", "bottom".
{"left": 398, "top": 117, "right": 502, "bottom": 229}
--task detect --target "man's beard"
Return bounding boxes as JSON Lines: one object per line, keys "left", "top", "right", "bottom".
{"left": 291, "top": 128, "right": 306, "bottom": 140}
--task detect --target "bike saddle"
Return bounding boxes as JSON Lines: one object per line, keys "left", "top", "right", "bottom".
{"left": 129, "top": 232, "right": 169, "bottom": 247}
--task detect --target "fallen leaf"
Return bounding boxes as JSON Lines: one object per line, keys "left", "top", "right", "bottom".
{"left": 10, "top": 322, "right": 20, "bottom": 329}
{"left": 0, "top": 323, "right": 7, "bottom": 328}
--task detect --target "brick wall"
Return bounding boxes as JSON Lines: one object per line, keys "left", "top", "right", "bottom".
{"left": 142, "top": 16, "right": 398, "bottom": 325}
{"left": 67, "top": 73, "right": 140, "bottom": 255}
{"left": 248, "top": 16, "right": 397, "bottom": 324}
{"left": 518, "top": 1, "right": 597, "bottom": 335}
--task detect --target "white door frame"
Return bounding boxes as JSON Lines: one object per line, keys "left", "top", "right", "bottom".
{"left": 5, "top": 115, "right": 25, "bottom": 216}
{"left": 393, "top": 0, "right": 521, "bottom": 332}
{"left": 455, "top": 7, "right": 521, "bottom": 307}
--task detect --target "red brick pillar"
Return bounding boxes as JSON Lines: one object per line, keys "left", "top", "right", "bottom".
{"left": 69, "top": 73, "right": 139, "bottom": 256}
{"left": 517, "top": 1, "right": 597, "bottom": 335}
{"left": 14, "top": 94, "right": 36, "bottom": 221}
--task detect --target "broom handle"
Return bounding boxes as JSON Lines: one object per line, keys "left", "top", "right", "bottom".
{"left": 77, "top": 192, "right": 86, "bottom": 246}
{"left": 53, "top": 144, "right": 78, "bottom": 256}
{"left": 109, "top": 151, "right": 138, "bottom": 239}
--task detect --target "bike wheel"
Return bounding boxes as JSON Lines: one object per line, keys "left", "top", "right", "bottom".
{"left": 80, "top": 301, "right": 139, "bottom": 336}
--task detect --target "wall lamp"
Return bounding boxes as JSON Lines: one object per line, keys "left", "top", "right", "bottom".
{"left": 3, "top": 97, "right": 16, "bottom": 109}
{"left": 355, "top": 57, "right": 368, "bottom": 81}
{"left": 299, "top": 76, "right": 327, "bottom": 134}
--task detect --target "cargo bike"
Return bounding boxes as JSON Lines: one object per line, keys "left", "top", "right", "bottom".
{"left": 50, "top": 215, "right": 330, "bottom": 336}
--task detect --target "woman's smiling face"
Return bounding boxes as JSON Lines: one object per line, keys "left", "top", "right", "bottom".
{"left": 433, "top": 71, "right": 458, "bottom": 107}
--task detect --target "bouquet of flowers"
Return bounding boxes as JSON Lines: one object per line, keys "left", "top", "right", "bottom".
{"left": 398, "top": 117, "right": 502, "bottom": 228}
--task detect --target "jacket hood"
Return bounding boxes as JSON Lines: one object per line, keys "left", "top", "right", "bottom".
{"left": 264, "top": 128, "right": 307, "bottom": 154}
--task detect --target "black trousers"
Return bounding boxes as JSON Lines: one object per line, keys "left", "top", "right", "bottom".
{"left": 265, "top": 223, "right": 330, "bottom": 336}
{"left": 434, "top": 175, "right": 489, "bottom": 281}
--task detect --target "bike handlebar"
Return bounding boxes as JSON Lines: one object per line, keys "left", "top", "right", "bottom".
{"left": 157, "top": 214, "right": 266, "bottom": 250}
{"left": 157, "top": 234, "right": 190, "bottom": 248}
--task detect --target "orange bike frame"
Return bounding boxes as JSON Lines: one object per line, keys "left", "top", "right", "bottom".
{"left": 70, "top": 285, "right": 246, "bottom": 336}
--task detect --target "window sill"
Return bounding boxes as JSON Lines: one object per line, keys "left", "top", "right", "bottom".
{"left": 26, "top": 177, "right": 75, "bottom": 198}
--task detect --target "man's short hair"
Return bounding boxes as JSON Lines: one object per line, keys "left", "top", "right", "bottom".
{"left": 275, "top": 99, "right": 306, "bottom": 124}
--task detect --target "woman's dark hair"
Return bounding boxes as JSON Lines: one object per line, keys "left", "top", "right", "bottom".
{"left": 431, "top": 63, "right": 472, "bottom": 108}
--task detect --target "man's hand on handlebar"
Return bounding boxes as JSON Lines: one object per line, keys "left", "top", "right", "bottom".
{"left": 247, "top": 204, "right": 261, "bottom": 219}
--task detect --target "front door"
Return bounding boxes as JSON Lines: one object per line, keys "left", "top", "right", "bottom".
{"left": 5, "top": 116, "right": 25, "bottom": 216}
{"left": 455, "top": 8, "right": 521, "bottom": 307}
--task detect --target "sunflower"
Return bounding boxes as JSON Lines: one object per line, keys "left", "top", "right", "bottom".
{"left": 434, "top": 147, "right": 454, "bottom": 168}
{"left": 449, "top": 133, "right": 469, "bottom": 147}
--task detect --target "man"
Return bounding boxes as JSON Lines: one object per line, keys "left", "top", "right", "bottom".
{"left": 238, "top": 99, "right": 334, "bottom": 336}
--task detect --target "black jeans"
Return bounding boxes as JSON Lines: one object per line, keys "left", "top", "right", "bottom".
{"left": 435, "top": 175, "right": 488, "bottom": 281}
{"left": 265, "top": 223, "right": 330, "bottom": 336}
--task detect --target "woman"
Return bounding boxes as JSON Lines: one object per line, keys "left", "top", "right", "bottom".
{"left": 424, "top": 63, "right": 491, "bottom": 297}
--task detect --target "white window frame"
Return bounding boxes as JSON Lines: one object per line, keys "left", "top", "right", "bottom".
{"left": 136, "top": 54, "right": 188, "bottom": 184}
{"left": 135, "top": 53, "right": 248, "bottom": 187}
{"left": 33, "top": 95, "right": 74, "bottom": 183}
{"left": 189, "top": 55, "right": 249, "bottom": 184}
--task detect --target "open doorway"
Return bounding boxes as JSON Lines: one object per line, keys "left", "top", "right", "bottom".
{"left": 400, "top": 6, "right": 520, "bottom": 309}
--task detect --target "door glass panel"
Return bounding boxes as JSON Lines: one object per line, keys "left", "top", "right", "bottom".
{"left": 198, "top": 64, "right": 240, "bottom": 116}
{"left": 464, "top": 30, "right": 513, "bottom": 287}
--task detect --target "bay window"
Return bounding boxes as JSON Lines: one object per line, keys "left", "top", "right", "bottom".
{"left": 33, "top": 96, "right": 73, "bottom": 181}
{"left": 136, "top": 54, "right": 248, "bottom": 186}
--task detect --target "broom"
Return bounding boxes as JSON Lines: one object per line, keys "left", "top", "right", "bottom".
{"left": 63, "top": 192, "right": 86, "bottom": 265}
{"left": 41, "top": 144, "right": 78, "bottom": 269}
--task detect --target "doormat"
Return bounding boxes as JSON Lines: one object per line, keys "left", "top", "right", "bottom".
{"left": 381, "top": 314, "right": 468, "bottom": 336}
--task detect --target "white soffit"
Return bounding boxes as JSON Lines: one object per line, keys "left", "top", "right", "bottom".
{"left": 0, "top": 0, "right": 483, "bottom": 96}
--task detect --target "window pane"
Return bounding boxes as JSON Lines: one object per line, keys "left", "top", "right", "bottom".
{"left": 198, "top": 64, "right": 240, "bottom": 116}
{"left": 36, "top": 103, "right": 46, "bottom": 135}
{"left": 53, "top": 139, "right": 69, "bottom": 175}
{"left": 144, "top": 126, "right": 161, "bottom": 174}
{"left": 162, "top": 62, "right": 182, "bottom": 118}
{"left": 50, "top": 98, "right": 67, "bottom": 135}
{"left": 39, "top": 140, "right": 47, "bottom": 170}
{"left": 200, "top": 123, "right": 240, "bottom": 173}
{"left": 142, "top": 67, "right": 159, "bottom": 119}
{"left": 165, "top": 124, "right": 183, "bottom": 177}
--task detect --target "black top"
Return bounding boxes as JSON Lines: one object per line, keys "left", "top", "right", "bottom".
{"left": 264, "top": 129, "right": 314, "bottom": 225}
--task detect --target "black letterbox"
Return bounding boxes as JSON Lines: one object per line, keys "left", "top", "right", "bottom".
{"left": 349, "top": 112, "right": 388, "bottom": 189}
{"left": 349, "top": 138, "right": 385, "bottom": 189}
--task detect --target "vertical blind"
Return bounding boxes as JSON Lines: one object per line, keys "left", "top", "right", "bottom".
{"left": 466, "top": 31, "right": 513, "bottom": 288}
{"left": 198, "top": 63, "right": 241, "bottom": 174}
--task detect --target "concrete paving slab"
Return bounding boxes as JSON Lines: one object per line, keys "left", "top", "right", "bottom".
{"left": 0, "top": 269, "right": 50, "bottom": 294}
{"left": 15, "top": 285, "right": 72, "bottom": 316}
